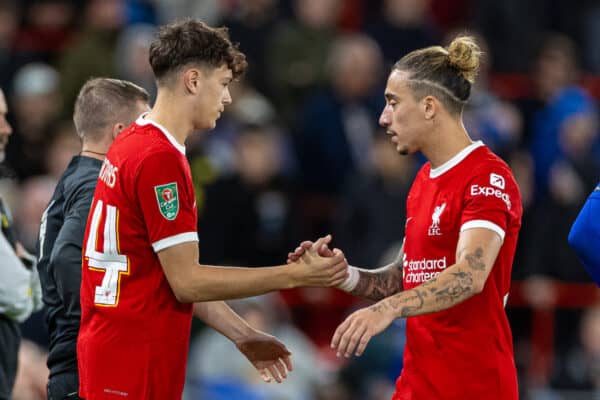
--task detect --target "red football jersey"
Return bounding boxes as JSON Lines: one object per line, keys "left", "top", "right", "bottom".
{"left": 393, "top": 142, "right": 522, "bottom": 400}
{"left": 78, "top": 115, "right": 198, "bottom": 400}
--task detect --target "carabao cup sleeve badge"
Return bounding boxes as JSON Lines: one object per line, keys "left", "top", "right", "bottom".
{"left": 154, "top": 182, "right": 179, "bottom": 220}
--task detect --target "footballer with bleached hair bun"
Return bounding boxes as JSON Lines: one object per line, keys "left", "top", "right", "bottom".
{"left": 289, "top": 34, "right": 522, "bottom": 400}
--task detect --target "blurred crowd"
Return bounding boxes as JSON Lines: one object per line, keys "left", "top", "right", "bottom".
{"left": 1, "top": 0, "right": 599, "bottom": 399}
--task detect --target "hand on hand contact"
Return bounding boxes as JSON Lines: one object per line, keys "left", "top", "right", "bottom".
{"left": 287, "top": 235, "right": 348, "bottom": 287}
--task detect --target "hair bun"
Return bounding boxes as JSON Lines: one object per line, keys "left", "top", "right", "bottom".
{"left": 447, "top": 35, "right": 481, "bottom": 83}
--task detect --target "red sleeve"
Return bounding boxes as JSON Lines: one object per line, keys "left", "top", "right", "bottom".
{"left": 460, "top": 166, "right": 518, "bottom": 241}
{"left": 135, "top": 151, "right": 198, "bottom": 252}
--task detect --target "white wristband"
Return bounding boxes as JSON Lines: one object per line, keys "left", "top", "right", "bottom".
{"left": 337, "top": 266, "right": 359, "bottom": 292}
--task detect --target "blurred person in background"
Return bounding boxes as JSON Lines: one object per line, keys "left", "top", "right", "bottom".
{"left": 335, "top": 133, "right": 416, "bottom": 268}
{"left": 296, "top": 33, "right": 384, "bottom": 197}
{"left": 364, "top": 0, "right": 438, "bottom": 66}
{"left": 7, "top": 62, "right": 62, "bottom": 180}
{"left": 519, "top": 34, "right": 599, "bottom": 287}
{"left": 37, "top": 78, "right": 150, "bottom": 400}
{"left": 114, "top": 23, "right": 157, "bottom": 101}
{"left": 268, "top": 0, "right": 341, "bottom": 123}
{"left": 0, "top": 86, "right": 42, "bottom": 400}
{"left": 584, "top": 3, "right": 600, "bottom": 73}
{"left": 59, "top": 0, "right": 125, "bottom": 113}
{"left": 44, "top": 120, "right": 83, "bottom": 180}
{"left": 219, "top": 0, "right": 280, "bottom": 95}
{"left": 13, "top": 0, "right": 74, "bottom": 60}
{"left": 14, "top": 175, "right": 55, "bottom": 251}
{"left": 0, "top": 0, "right": 20, "bottom": 92}
{"left": 153, "top": 0, "right": 221, "bottom": 26}
{"left": 459, "top": 32, "right": 522, "bottom": 158}
{"left": 198, "top": 123, "right": 298, "bottom": 267}
{"left": 471, "top": 0, "right": 545, "bottom": 72}
{"left": 548, "top": 304, "right": 600, "bottom": 394}
{"left": 529, "top": 34, "right": 599, "bottom": 200}
{"left": 77, "top": 20, "right": 348, "bottom": 400}
{"left": 291, "top": 36, "right": 523, "bottom": 400}
{"left": 11, "top": 340, "right": 48, "bottom": 400}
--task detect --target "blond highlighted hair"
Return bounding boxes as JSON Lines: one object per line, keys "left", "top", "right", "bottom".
{"left": 393, "top": 35, "right": 483, "bottom": 114}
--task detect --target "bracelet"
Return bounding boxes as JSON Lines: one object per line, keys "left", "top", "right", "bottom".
{"left": 337, "top": 266, "right": 359, "bottom": 292}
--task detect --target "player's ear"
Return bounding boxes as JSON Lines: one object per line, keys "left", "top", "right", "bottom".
{"left": 112, "top": 123, "right": 125, "bottom": 139}
{"left": 423, "top": 96, "right": 436, "bottom": 121}
{"left": 183, "top": 68, "right": 201, "bottom": 95}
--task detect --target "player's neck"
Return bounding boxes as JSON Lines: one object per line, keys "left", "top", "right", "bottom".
{"left": 81, "top": 140, "right": 110, "bottom": 160}
{"left": 146, "top": 94, "right": 192, "bottom": 147}
{"left": 421, "top": 120, "right": 473, "bottom": 169}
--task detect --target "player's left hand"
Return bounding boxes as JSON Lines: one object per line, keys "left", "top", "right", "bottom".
{"left": 235, "top": 329, "right": 293, "bottom": 383}
{"left": 331, "top": 302, "right": 395, "bottom": 358}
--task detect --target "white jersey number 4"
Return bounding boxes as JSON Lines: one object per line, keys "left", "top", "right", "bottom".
{"left": 85, "top": 200, "right": 129, "bottom": 306}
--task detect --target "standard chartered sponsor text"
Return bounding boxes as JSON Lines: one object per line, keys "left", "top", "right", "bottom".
{"left": 405, "top": 256, "right": 447, "bottom": 283}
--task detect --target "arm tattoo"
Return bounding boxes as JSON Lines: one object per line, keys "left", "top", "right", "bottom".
{"left": 465, "top": 247, "right": 485, "bottom": 270}
{"left": 366, "top": 247, "right": 489, "bottom": 318}
{"left": 398, "top": 289, "right": 426, "bottom": 317}
{"left": 432, "top": 271, "right": 474, "bottom": 304}
{"left": 350, "top": 260, "right": 403, "bottom": 301}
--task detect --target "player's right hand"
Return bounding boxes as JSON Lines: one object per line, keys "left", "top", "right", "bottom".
{"left": 291, "top": 235, "right": 348, "bottom": 287}
{"left": 287, "top": 235, "right": 334, "bottom": 264}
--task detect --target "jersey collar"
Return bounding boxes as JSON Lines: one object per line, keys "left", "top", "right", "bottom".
{"left": 136, "top": 113, "right": 186, "bottom": 155}
{"left": 429, "top": 140, "right": 484, "bottom": 178}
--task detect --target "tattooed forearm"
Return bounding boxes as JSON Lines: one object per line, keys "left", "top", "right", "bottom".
{"left": 368, "top": 288, "right": 426, "bottom": 317}
{"left": 353, "top": 244, "right": 491, "bottom": 318}
{"left": 377, "top": 267, "right": 478, "bottom": 318}
{"left": 432, "top": 271, "right": 474, "bottom": 304}
{"left": 465, "top": 247, "right": 485, "bottom": 270}
{"left": 398, "top": 289, "right": 426, "bottom": 317}
{"left": 351, "top": 267, "right": 403, "bottom": 301}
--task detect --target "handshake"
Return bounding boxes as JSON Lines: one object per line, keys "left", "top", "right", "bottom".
{"left": 285, "top": 234, "right": 359, "bottom": 292}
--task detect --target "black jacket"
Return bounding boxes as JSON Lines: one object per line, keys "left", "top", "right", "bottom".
{"left": 36, "top": 156, "right": 102, "bottom": 377}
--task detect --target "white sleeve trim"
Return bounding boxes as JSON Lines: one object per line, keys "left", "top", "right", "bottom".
{"left": 460, "top": 220, "right": 505, "bottom": 241}
{"left": 152, "top": 232, "right": 198, "bottom": 252}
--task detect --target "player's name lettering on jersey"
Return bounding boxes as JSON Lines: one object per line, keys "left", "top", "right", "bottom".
{"left": 470, "top": 184, "right": 511, "bottom": 210}
{"left": 99, "top": 158, "right": 118, "bottom": 188}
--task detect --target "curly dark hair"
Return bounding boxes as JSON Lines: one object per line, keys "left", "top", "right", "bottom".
{"left": 149, "top": 19, "right": 247, "bottom": 82}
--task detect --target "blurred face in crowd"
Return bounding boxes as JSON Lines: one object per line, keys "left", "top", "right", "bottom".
{"left": 0, "top": 89, "right": 13, "bottom": 162}
{"left": 330, "top": 36, "right": 382, "bottom": 100}
{"left": 86, "top": 0, "right": 124, "bottom": 31}
{"left": 188, "top": 64, "right": 233, "bottom": 131}
{"left": 0, "top": 4, "right": 18, "bottom": 46}
{"left": 295, "top": 0, "right": 340, "bottom": 29}
{"left": 236, "top": 129, "right": 280, "bottom": 185}
{"left": 379, "top": 70, "right": 429, "bottom": 155}
{"left": 385, "top": 0, "right": 430, "bottom": 25}
{"left": 581, "top": 307, "right": 600, "bottom": 356}
{"left": 535, "top": 48, "right": 574, "bottom": 101}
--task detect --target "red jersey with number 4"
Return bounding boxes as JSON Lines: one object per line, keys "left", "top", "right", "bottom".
{"left": 393, "top": 142, "right": 522, "bottom": 400}
{"left": 78, "top": 115, "right": 198, "bottom": 400}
